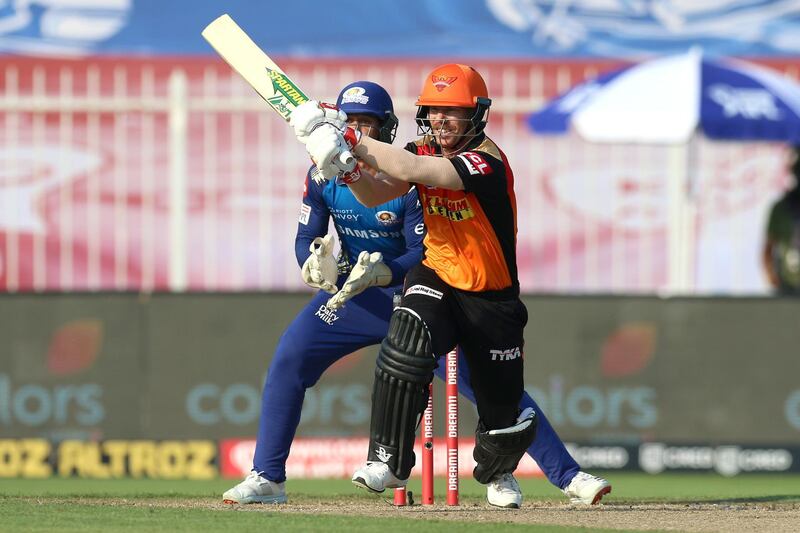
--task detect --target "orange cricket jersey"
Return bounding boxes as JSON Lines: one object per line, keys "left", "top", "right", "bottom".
{"left": 409, "top": 136, "right": 519, "bottom": 292}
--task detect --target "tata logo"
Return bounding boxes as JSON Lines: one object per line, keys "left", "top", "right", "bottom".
{"left": 489, "top": 347, "right": 521, "bottom": 361}
{"left": 432, "top": 75, "right": 457, "bottom": 92}
{"left": 708, "top": 84, "right": 781, "bottom": 120}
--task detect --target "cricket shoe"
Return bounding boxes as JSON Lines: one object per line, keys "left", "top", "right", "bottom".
{"left": 486, "top": 472, "right": 523, "bottom": 509}
{"left": 222, "top": 470, "right": 287, "bottom": 504}
{"left": 563, "top": 471, "right": 611, "bottom": 505}
{"left": 351, "top": 462, "right": 407, "bottom": 494}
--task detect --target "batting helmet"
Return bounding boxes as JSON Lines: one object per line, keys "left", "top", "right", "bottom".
{"left": 337, "top": 81, "right": 399, "bottom": 143}
{"left": 415, "top": 64, "right": 492, "bottom": 137}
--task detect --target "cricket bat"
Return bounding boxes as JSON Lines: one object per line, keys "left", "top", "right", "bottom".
{"left": 201, "top": 14, "right": 353, "bottom": 167}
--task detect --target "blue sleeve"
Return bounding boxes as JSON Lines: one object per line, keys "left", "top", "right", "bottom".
{"left": 385, "top": 186, "right": 425, "bottom": 286}
{"left": 294, "top": 169, "right": 330, "bottom": 268}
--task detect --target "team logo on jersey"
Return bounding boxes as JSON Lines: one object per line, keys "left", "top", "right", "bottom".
{"left": 375, "top": 210, "right": 398, "bottom": 225}
{"left": 432, "top": 75, "right": 458, "bottom": 92}
{"left": 341, "top": 86, "right": 369, "bottom": 105}
{"left": 424, "top": 195, "right": 474, "bottom": 222}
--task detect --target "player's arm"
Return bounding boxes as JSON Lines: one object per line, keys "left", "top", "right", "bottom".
{"left": 763, "top": 239, "right": 779, "bottom": 289}
{"left": 352, "top": 135, "right": 464, "bottom": 191}
{"left": 763, "top": 203, "right": 781, "bottom": 289}
{"left": 289, "top": 102, "right": 463, "bottom": 191}
{"left": 346, "top": 168, "right": 411, "bottom": 208}
{"left": 295, "top": 169, "right": 339, "bottom": 294}
{"left": 294, "top": 168, "right": 331, "bottom": 267}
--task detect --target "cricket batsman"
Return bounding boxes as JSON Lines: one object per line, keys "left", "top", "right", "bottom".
{"left": 293, "top": 66, "right": 612, "bottom": 508}
{"left": 224, "top": 80, "right": 610, "bottom": 508}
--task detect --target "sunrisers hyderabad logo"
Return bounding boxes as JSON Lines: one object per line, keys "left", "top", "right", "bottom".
{"left": 432, "top": 75, "right": 458, "bottom": 92}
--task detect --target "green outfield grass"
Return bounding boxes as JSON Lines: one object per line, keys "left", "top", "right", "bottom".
{"left": 1, "top": 473, "right": 798, "bottom": 533}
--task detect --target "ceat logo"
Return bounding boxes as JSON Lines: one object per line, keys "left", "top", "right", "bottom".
{"left": 432, "top": 75, "right": 458, "bottom": 92}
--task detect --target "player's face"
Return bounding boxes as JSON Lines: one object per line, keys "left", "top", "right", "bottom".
{"left": 428, "top": 106, "right": 471, "bottom": 151}
{"left": 346, "top": 114, "right": 382, "bottom": 141}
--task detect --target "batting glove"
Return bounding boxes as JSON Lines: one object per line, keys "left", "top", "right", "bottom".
{"left": 305, "top": 124, "right": 360, "bottom": 181}
{"left": 290, "top": 101, "right": 347, "bottom": 143}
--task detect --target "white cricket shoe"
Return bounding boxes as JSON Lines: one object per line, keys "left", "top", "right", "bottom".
{"left": 351, "top": 462, "right": 407, "bottom": 493}
{"left": 563, "top": 471, "right": 611, "bottom": 505}
{"left": 222, "top": 470, "right": 287, "bottom": 504}
{"left": 486, "top": 472, "right": 523, "bottom": 509}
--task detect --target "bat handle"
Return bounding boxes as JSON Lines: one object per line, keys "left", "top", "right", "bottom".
{"left": 338, "top": 150, "right": 356, "bottom": 172}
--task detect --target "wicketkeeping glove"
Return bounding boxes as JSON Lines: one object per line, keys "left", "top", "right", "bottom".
{"left": 290, "top": 101, "right": 347, "bottom": 143}
{"left": 326, "top": 251, "right": 392, "bottom": 310}
{"left": 301, "top": 234, "right": 339, "bottom": 294}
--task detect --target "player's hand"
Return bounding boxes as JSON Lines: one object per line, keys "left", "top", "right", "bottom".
{"left": 290, "top": 101, "right": 347, "bottom": 143}
{"left": 301, "top": 234, "right": 339, "bottom": 294}
{"left": 305, "top": 125, "right": 360, "bottom": 181}
{"left": 326, "top": 251, "right": 392, "bottom": 309}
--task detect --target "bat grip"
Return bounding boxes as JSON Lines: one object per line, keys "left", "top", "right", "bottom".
{"left": 338, "top": 150, "right": 356, "bottom": 172}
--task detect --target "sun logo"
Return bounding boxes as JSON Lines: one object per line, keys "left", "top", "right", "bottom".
{"left": 432, "top": 75, "right": 458, "bottom": 92}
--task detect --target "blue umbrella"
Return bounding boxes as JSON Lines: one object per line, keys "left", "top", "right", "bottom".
{"left": 529, "top": 49, "right": 800, "bottom": 145}
{"left": 528, "top": 49, "right": 800, "bottom": 293}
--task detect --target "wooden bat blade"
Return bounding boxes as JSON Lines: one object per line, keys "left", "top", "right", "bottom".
{"left": 201, "top": 14, "right": 308, "bottom": 121}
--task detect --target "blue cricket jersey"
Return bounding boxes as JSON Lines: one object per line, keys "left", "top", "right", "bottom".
{"left": 294, "top": 167, "right": 424, "bottom": 286}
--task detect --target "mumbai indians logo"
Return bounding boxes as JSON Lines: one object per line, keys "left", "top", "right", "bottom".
{"left": 432, "top": 75, "right": 457, "bottom": 92}
{"left": 266, "top": 68, "right": 308, "bottom": 107}
{"left": 375, "top": 210, "right": 397, "bottom": 225}
{"left": 341, "top": 86, "right": 369, "bottom": 105}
